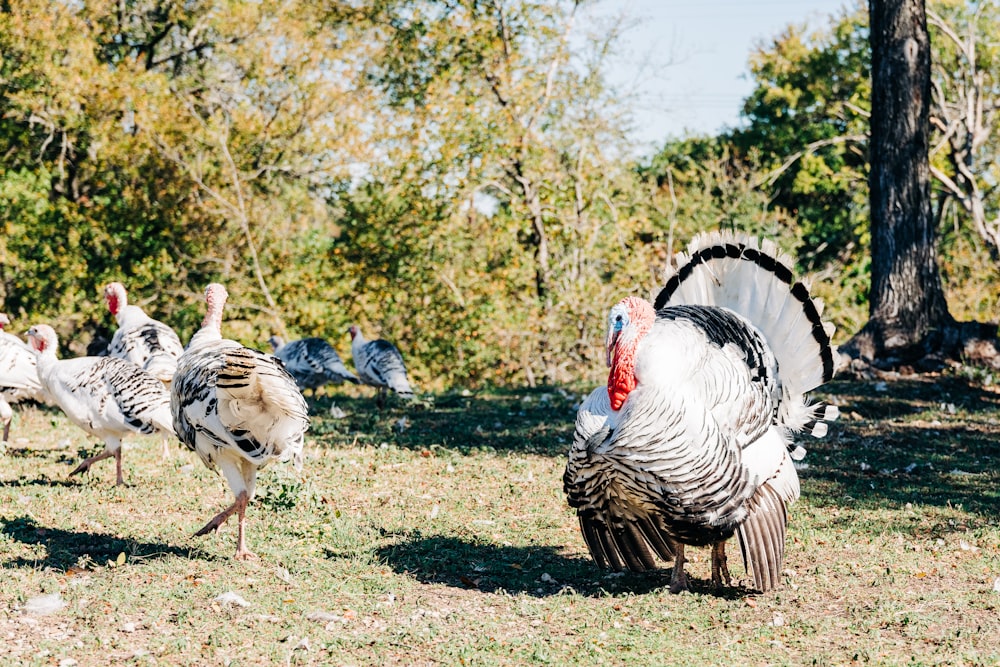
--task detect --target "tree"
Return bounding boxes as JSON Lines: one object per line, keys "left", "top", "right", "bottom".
{"left": 841, "top": 0, "right": 998, "bottom": 369}
{"left": 927, "top": 1, "right": 1000, "bottom": 257}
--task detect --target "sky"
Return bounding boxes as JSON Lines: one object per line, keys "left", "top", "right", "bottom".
{"left": 590, "top": 0, "right": 854, "bottom": 152}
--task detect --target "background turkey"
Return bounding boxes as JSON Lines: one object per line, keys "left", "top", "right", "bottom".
{"left": 104, "top": 282, "right": 185, "bottom": 385}
{"left": 348, "top": 325, "right": 415, "bottom": 407}
{"left": 171, "top": 284, "right": 309, "bottom": 559}
{"left": 268, "top": 335, "right": 359, "bottom": 398}
{"left": 26, "top": 323, "right": 176, "bottom": 485}
{"left": 564, "top": 232, "right": 838, "bottom": 593}
{"left": 0, "top": 314, "right": 47, "bottom": 447}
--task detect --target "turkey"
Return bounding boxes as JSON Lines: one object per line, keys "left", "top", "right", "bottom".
{"left": 172, "top": 284, "right": 309, "bottom": 559}
{"left": 104, "top": 282, "right": 185, "bottom": 384}
{"left": 348, "top": 325, "right": 415, "bottom": 407}
{"left": 0, "top": 314, "right": 47, "bottom": 448}
{"left": 563, "top": 232, "right": 839, "bottom": 594}
{"left": 268, "top": 335, "right": 359, "bottom": 395}
{"left": 26, "top": 324, "right": 176, "bottom": 485}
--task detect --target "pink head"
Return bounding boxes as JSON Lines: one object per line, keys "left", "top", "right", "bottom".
{"left": 202, "top": 283, "right": 229, "bottom": 330}
{"left": 605, "top": 296, "right": 655, "bottom": 411}
{"left": 348, "top": 325, "right": 359, "bottom": 340}
{"left": 26, "top": 324, "right": 58, "bottom": 355}
{"left": 104, "top": 282, "right": 127, "bottom": 316}
{"left": 0, "top": 313, "right": 9, "bottom": 330}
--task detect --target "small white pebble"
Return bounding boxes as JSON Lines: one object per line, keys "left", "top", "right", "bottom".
{"left": 305, "top": 611, "right": 340, "bottom": 623}
{"left": 23, "top": 593, "right": 66, "bottom": 616}
{"left": 213, "top": 591, "right": 251, "bottom": 608}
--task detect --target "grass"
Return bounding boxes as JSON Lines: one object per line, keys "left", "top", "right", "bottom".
{"left": 1, "top": 375, "right": 998, "bottom": 666}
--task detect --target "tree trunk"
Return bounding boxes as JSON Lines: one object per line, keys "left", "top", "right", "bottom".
{"left": 841, "top": 0, "right": 1000, "bottom": 370}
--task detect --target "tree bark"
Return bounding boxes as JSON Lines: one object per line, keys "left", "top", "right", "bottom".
{"left": 841, "top": 0, "right": 1000, "bottom": 370}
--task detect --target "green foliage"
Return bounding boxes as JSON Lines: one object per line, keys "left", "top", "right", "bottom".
{"left": 0, "top": 0, "right": 997, "bottom": 381}
{"left": 643, "top": 0, "right": 999, "bottom": 340}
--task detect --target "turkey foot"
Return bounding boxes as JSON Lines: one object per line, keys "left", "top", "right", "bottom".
{"left": 195, "top": 491, "right": 256, "bottom": 559}
{"left": 711, "top": 541, "right": 732, "bottom": 589}
{"left": 69, "top": 448, "right": 123, "bottom": 486}
{"left": 668, "top": 544, "right": 688, "bottom": 594}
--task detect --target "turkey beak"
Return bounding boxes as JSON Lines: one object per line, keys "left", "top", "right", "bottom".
{"left": 605, "top": 329, "right": 620, "bottom": 368}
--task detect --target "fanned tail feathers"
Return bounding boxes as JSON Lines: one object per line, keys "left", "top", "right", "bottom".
{"left": 655, "top": 231, "right": 839, "bottom": 440}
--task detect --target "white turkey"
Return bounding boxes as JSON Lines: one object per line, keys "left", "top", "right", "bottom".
{"left": 26, "top": 323, "right": 176, "bottom": 486}
{"left": 268, "top": 335, "right": 359, "bottom": 395}
{"left": 171, "top": 284, "right": 309, "bottom": 559}
{"left": 104, "top": 282, "right": 184, "bottom": 384}
{"left": 348, "top": 325, "right": 415, "bottom": 407}
{"left": 0, "top": 314, "right": 47, "bottom": 447}
{"left": 563, "top": 232, "right": 839, "bottom": 593}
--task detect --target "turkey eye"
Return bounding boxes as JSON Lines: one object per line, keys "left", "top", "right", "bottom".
{"left": 615, "top": 315, "right": 623, "bottom": 322}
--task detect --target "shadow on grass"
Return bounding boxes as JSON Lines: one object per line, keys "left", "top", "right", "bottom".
{"left": 0, "top": 476, "right": 77, "bottom": 488}
{"left": 309, "top": 376, "right": 1000, "bottom": 516}
{"left": 803, "top": 377, "right": 1000, "bottom": 518}
{"left": 308, "top": 386, "right": 585, "bottom": 458}
{"left": 0, "top": 515, "right": 207, "bottom": 570}
{"left": 356, "top": 530, "right": 754, "bottom": 599}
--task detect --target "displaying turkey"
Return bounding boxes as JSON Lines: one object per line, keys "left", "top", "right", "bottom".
{"left": 104, "top": 282, "right": 185, "bottom": 385}
{"left": 171, "top": 284, "right": 309, "bottom": 559}
{"left": 268, "top": 335, "right": 359, "bottom": 395}
{"left": 0, "top": 314, "right": 47, "bottom": 447}
{"left": 563, "top": 232, "right": 839, "bottom": 593}
{"left": 26, "top": 324, "right": 176, "bottom": 485}
{"left": 348, "top": 325, "right": 415, "bottom": 407}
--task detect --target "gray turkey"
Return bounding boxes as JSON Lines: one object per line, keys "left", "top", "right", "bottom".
{"left": 26, "top": 323, "right": 176, "bottom": 485}
{"left": 563, "top": 232, "right": 839, "bottom": 593}
{"left": 171, "top": 284, "right": 309, "bottom": 559}
{"left": 268, "top": 335, "right": 359, "bottom": 395}
{"left": 104, "top": 282, "right": 185, "bottom": 385}
{"left": 348, "top": 325, "right": 415, "bottom": 407}
{"left": 0, "top": 314, "right": 47, "bottom": 447}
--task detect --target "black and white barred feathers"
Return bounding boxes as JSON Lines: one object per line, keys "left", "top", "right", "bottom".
{"left": 0, "top": 313, "right": 47, "bottom": 446}
{"left": 268, "top": 335, "right": 359, "bottom": 393}
{"left": 104, "top": 282, "right": 185, "bottom": 386}
{"left": 171, "top": 283, "right": 309, "bottom": 559}
{"left": 27, "top": 323, "right": 175, "bottom": 485}
{"left": 348, "top": 325, "right": 415, "bottom": 406}
{"left": 563, "top": 232, "right": 839, "bottom": 593}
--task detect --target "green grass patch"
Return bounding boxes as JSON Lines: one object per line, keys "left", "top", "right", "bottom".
{"left": 1, "top": 379, "right": 998, "bottom": 665}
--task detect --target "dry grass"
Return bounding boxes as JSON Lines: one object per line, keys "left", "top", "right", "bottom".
{"left": 1, "top": 376, "right": 998, "bottom": 666}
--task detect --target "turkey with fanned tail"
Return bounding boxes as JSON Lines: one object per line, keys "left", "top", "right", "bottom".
{"left": 171, "top": 284, "right": 309, "bottom": 559}
{"left": 0, "top": 314, "right": 48, "bottom": 448}
{"left": 563, "top": 232, "right": 839, "bottom": 593}
{"left": 26, "top": 324, "right": 175, "bottom": 485}
{"left": 268, "top": 335, "right": 359, "bottom": 396}
{"left": 348, "top": 325, "right": 415, "bottom": 407}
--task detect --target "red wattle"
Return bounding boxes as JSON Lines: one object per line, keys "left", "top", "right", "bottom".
{"left": 608, "top": 362, "right": 636, "bottom": 411}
